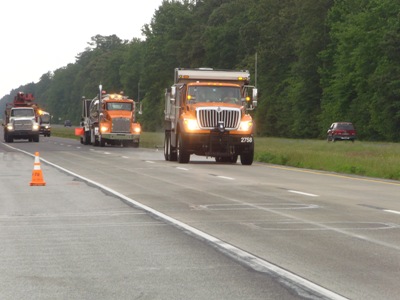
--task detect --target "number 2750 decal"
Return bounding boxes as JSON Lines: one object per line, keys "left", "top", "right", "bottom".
{"left": 241, "top": 137, "right": 253, "bottom": 143}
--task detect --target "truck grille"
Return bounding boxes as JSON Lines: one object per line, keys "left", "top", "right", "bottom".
{"left": 13, "top": 120, "right": 33, "bottom": 130}
{"left": 112, "top": 118, "right": 130, "bottom": 133}
{"left": 197, "top": 107, "right": 241, "bottom": 130}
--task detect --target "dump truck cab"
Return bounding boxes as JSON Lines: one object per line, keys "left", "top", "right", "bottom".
{"left": 78, "top": 88, "right": 141, "bottom": 147}
{"left": 164, "top": 68, "right": 257, "bottom": 165}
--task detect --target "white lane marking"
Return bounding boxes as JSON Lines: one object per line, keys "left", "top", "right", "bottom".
{"left": 176, "top": 167, "right": 189, "bottom": 171}
{"left": 384, "top": 210, "right": 400, "bottom": 215}
{"left": 218, "top": 176, "right": 234, "bottom": 180}
{"left": 7, "top": 145, "right": 346, "bottom": 299}
{"left": 76, "top": 147, "right": 81, "bottom": 149}
{"left": 104, "top": 152, "right": 111, "bottom": 155}
{"left": 145, "top": 161, "right": 155, "bottom": 163}
{"left": 122, "top": 156, "right": 129, "bottom": 159}
{"left": 288, "top": 190, "right": 318, "bottom": 197}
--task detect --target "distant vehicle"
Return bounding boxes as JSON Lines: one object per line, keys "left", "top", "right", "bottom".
{"left": 77, "top": 88, "right": 141, "bottom": 147}
{"left": 3, "top": 92, "right": 40, "bottom": 143}
{"left": 38, "top": 111, "right": 51, "bottom": 137}
{"left": 64, "top": 120, "right": 72, "bottom": 127}
{"left": 327, "top": 122, "right": 356, "bottom": 142}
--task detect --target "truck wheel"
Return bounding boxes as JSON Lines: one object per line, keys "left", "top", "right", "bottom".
{"left": 165, "top": 131, "right": 177, "bottom": 161}
{"left": 83, "top": 131, "right": 90, "bottom": 145}
{"left": 33, "top": 135, "right": 40, "bottom": 142}
{"left": 229, "top": 155, "right": 238, "bottom": 163}
{"left": 177, "top": 133, "right": 190, "bottom": 163}
{"left": 164, "top": 132, "right": 177, "bottom": 161}
{"left": 5, "top": 132, "right": 13, "bottom": 143}
{"left": 170, "top": 140, "right": 177, "bottom": 161}
{"left": 164, "top": 132, "right": 170, "bottom": 161}
{"left": 240, "top": 149, "right": 254, "bottom": 165}
{"left": 100, "top": 137, "right": 106, "bottom": 147}
{"left": 240, "top": 149, "right": 254, "bottom": 166}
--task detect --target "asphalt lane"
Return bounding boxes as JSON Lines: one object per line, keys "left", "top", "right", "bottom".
{"left": 0, "top": 145, "right": 305, "bottom": 299}
{"left": 2, "top": 134, "right": 400, "bottom": 299}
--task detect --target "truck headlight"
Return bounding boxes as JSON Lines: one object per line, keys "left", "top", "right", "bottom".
{"left": 100, "top": 125, "right": 109, "bottom": 133}
{"left": 238, "top": 120, "right": 253, "bottom": 132}
{"left": 133, "top": 126, "right": 141, "bottom": 134}
{"left": 32, "top": 123, "right": 40, "bottom": 131}
{"left": 184, "top": 118, "right": 200, "bottom": 131}
{"left": 6, "top": 124, "right": 13, "bottom": 131}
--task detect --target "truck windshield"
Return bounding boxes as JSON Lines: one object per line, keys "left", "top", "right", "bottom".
{"left": 187, "top": 86, "right": 241, "bottom": 104}
{"left": 40, "top": 114, "right": 51, "bottom": 123}
{"left": 106, "top": 102, "right": 133, "bottom": 111}
{"left": 11, "top": 109, "right": 34, "bottom": 117}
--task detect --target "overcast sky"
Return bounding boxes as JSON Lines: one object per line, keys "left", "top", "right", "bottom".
{"left": 0, "top": 0, "right": 164, "bottom": 98}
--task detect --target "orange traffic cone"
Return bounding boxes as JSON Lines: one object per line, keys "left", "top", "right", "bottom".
{"left": 30, "top": 152, "right": 46, "bottom": 186}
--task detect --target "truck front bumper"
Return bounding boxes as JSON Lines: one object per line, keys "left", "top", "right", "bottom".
{"left": 181, "top": 131, "right": 254, "bottom": 156}
{"left": 101, "top": 133, "right": 140, "bottom": 141}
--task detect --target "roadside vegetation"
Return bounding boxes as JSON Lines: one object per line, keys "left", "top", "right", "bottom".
{"left": 52, "top": 127, "right": 400, "bottom": 181}
{"left": 2, "top": 1, "right": 400, "bottom": 142}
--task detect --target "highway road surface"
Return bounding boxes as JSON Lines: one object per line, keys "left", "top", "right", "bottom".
{"left": 1, "top": 133, "right": 400, "bottom": 299}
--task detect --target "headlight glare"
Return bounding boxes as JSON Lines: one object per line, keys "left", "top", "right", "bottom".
{"left": 184, "top": 118, "right": 200, "bottom": 131}
{"left": 239, "top": 120, "right": 253, "bottom": 132}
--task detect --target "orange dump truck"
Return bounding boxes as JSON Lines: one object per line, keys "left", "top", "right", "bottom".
{"left": 164, "top": 68, "right": 258, "bottom": 165}
{"left": 78, "top": 87, "right": 141, "bottom": 147}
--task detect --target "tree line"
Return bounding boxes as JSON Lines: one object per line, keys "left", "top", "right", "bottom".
{"left": 1, "top": 0, "right": 399, "bottom": 141}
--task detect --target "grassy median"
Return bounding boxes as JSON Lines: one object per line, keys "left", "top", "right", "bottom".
{"left": 52, "top": 126, "right": 400, "bottom": 181}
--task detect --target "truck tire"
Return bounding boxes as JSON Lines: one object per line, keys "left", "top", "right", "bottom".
{"left": 82, "top": 131, "right": 90, "bottom": 145}
{"left": 229, "top": 155, "right": 238, "bottom": 163}
{"left": 170, "top": 142, "right": 177, "bottom": 161}
{"left": 33, "top": 135, "right": 40, "bottom": 142}
{"left": 177, "top": 133, "right": 190, "bottom": 163}
{"left": 4, "top": 132, "right": 13, "bottom": 143}
{"left": 164, "top": 132, "right": 170, "bottom": 161}
{"left": 164, "top": 131, "right": 177, "bottom": 161}
{"left": 240, "top": 148, "right": 254, "bottom": 165}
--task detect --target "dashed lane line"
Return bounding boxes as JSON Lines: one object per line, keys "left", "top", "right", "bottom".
{"left": 6, "top": 144, "right": 348, "bottom": 300}
{"left": 288, "top": 190, "right": 319, "bottom": 197}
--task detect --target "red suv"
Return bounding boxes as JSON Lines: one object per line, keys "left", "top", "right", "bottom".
{"left": 327, "top": 122, "right": 356, "bottom": 142}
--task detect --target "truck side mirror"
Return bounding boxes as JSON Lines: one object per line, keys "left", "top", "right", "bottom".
{"left": 252, "top": 88, "right": 258, "bottom": 107}
{"left": 170, "top": 86, "right": 176, "bottom": 103}
{"left": 138, "top": 102, "right": 143, "bottom": 115}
